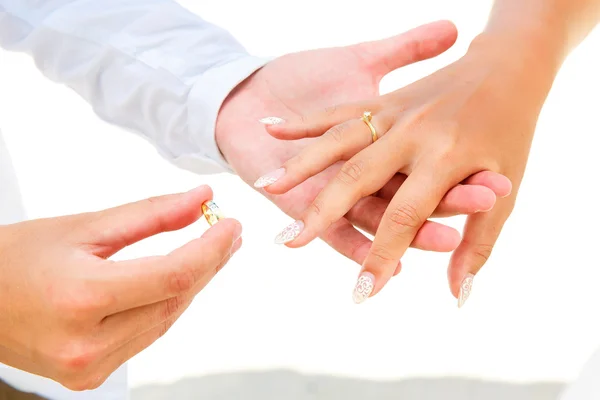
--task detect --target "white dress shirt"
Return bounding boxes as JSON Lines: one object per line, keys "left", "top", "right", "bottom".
{"left": 0, "top": 0, "right": 268, "bottom": 398}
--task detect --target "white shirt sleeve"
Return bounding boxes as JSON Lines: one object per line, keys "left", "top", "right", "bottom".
{"left": 0, "top": 0, "right": 270, "bottom": 174}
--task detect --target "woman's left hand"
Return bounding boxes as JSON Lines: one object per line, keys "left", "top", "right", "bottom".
{"left": 257, "top": 34, "right": 557, "bottom": 305}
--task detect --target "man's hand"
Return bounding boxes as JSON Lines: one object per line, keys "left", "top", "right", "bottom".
{"left": 0, "top": 186, "right": 241, "bottom": 390}
{"left": 216, "top": 21, "right": 510, "bottom": 266}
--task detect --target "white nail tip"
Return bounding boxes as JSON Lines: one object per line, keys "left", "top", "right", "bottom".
{"left": 254, "top": 176, "right": 279, "bottom": 188}
{"left": 353, "top": 273, "right": 375, "bottom": 304}
{"left": 458, "top": 273, "right": 475, "bottom": 308}
{"left": 253, "top": 168, "right": 285, "bottom": 188}
{"left": 259, "top": 117, "right": 285, "bottom": 125}
{"left": 274, "top": 221, "right": 304, "bottom": 244}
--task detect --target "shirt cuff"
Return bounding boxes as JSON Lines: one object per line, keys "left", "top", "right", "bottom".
{"left": 180, "top": 54, "right": 273, "bottom": 175}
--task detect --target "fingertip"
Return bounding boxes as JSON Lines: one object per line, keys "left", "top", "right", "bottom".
{"left": 263, "top": 124, "right": 290, "bottom": 139}
{"left": 430, "top": 20, "right": 458, "bottom": 39}
{"left": 432, "top": 226, "right": 461, "bottom": 252}
{"left": 261, "top": 181, "right": 291, "bottom": 195}
{"left": 447, "top": 253, "right": 465, "bottom": 298}
{"left": 187, "top": 185, "right": 213, "bottom": 201}
{"left": 499, "top": 177, "right": 513, "bottom": 198}
{"left": 261, "top": 120, "right": 308, "bottom": 141}
{"left": 466, "top": 171, "right": 512, "bottom": 198}
{"left": 204, "top": 217, "right": 242, "bottom": 241}
{"left": 232, "top": 236, "right": 243, "bottom": 253}
{"left": 413, "top": 222, "right": 461, "bottom": 252}
{"left": 474, "top": 186, "right": 497, "bottom": 212}
{"left": 393, "top": 261, "right": 402, "bottom": 276}
{"left": 446, "top": 229, "right": 462, "bottom": 251}
{"left": 415, "top": 19, "right": 458, "bottom": 51}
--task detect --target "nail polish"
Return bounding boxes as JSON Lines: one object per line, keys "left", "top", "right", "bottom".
{"left": 352, "top": 272, "right": 375, "bottom": 304}
{"left": 458, "top": 273, "right": 475, "bottom": 308}
{"left": 254, "top": 168, "right": 286, "bottom": 188}
{"left": 274, "top": 220, "right": 304, "bottom": 244}
{"left": 259, "top": 117, "right": 285, "bottom": 125}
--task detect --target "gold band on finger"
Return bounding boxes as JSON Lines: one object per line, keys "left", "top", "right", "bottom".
{"left": 202, "top": 200, "right": 225, "bottom": 226}
{"left": 361, "top": 111, "right": 378, "bottom": 143}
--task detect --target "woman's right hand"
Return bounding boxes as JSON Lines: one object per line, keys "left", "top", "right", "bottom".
{"left": 0, "top": 186, "right": 241, "bottom": 391}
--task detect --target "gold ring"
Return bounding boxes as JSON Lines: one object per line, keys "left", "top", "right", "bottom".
{"left": 202, "top": 200, "right": 225, "bottom": 226}
{"left": 361, "top": 111, "right": 378, "bottom": 142}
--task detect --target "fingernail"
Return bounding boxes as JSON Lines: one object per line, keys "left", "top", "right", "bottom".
{"left": 187, "top": 185, "right": 209, "bottom": 195}
{"left": 274, "top": 220, "right": 304, "bottom": 244}
{"left": 233, "top": 223, "right": 243, "bottom": 241}
{"left": 259, "top": 117, "right": 285, "bottom": 125}
{"left": 254, "top": 168, "right": 286, "bottom": 188}
{"left": 202, "top": 200, "right": 225, "bottom": 226}
{"left": 232, "top": 237, "right": 243, "bottom": 253}
{"left": 458, "top": 273, "right": 475, "bottom": 308}
{"left": 352, "top": 272, "right": 375, "bottom": 304}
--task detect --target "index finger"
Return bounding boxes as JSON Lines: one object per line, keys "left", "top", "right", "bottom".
{"left": 98, "top": 218, "right": 242, "bottom": 315}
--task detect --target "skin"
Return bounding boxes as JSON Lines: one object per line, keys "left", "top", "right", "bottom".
{"left": 0, "top": 186, "right": 242, "bottom": 390}
{"left": 0, "top": 19, "right": 525, "bottom": 391}
{"left": 216, "top": 21, "right": 511, "bottom": 271}
{"left": 0, "top": 22, "right": 507, "bottom": 391}
{"left": 261, "top": 0, "right": 600, "bottom": 301}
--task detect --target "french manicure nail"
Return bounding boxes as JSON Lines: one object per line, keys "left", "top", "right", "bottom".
{"left": 254, "top": 168, "right": 286, "bottom": 188}
{"left": 458, "top": 273, "right": 475, "bottom": 308}
{"left": 352, "top": 272, "right": 375, "bottom": 304}
{"left": 259, "top": 117, "right": 285, "bottom": 125}
{"left": 274, "top": 220, "right": 304, "bottom": 244}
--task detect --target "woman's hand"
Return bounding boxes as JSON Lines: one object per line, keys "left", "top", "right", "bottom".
{"left": 0, "top": 186, "right": 241, "bottom": 390}
{"left": 218, "top": 21, "right": 512, "bottom": 268}
{"left": 257, "top": 33, "right": 557, "bottom": 305}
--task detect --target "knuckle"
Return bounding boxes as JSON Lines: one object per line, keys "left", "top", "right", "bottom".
{"left": 215, "top": 255, "right": 231, "bottom": 274}
{"left": 62, "top": 377, "right": 89, "bottom": 392}
{"left": 323, "top": 105, "right": 339, "bottom": 117}
{"left": 306, "top": 200, "right": 323, "bottom": 218}
{"left": 159, "top": 319, "right": 175, "bottom": 338}
{"left": 285, "top": 153, "right": 305, "bottom": 170}
{"left": 470, "top": 242, "right": 495, "bottom": 265}
{"left": 369, "top": 245, "right": 397, "bottom": 264}
{"left": 336, "top": 160, "right": 365, "bottom": 185}
{"left": 403, "top": 39, "right": 422, "bottom": 63}
{"left": 308, "top": 199, "right": 323, "bottom": 217}
{"left": 62, "top": 374, "right": 106, "bottom": 392}
{"left": 167, "top": 264, "right": 197, "bottom": 294}
{"left": 85, "top": 374, "right": 109, "bottom": 390}
{"left": 50, "top": 285, "right": 111, "bottom": 321}
{"left": 326, "top": 124, "right": 346, "bottom": 144}
{"left": 388, "top": 202, "right": 422, "bottom": 233}
{"left": 349, "top": 241, "right": 371, "bottom": 264}
{"left": 143, "top": 197, "right": 169, "bottom": 232}
{"left": 53, "top": 340, "right": 99, "bottom": 375}
{"left": 162, "top": 296, "right": 184, "bottom": 321}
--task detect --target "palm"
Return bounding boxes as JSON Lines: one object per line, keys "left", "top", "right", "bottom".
{"left": 263, "top": 48, "right": 380, "bottom": 112}
{"left": 217, "top": 21, "right": 457, "bottom": 218}
{"left": 217, "top": 47, "right": 381, "bottom": 217}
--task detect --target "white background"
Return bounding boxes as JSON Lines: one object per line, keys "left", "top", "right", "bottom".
{"left": 1, "top": 0, "right": 599, "bottom": 391}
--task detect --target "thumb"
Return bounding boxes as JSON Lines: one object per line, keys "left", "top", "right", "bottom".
{"left": 351, "top": 20, "right": 458, "bottom": 80}
{"left": 83, "top": 185, "right": 214, "bottom": 257}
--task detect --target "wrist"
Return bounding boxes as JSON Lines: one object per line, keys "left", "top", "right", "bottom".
{"left": 465, "top": 31, "right": 563, "bottom": 109}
